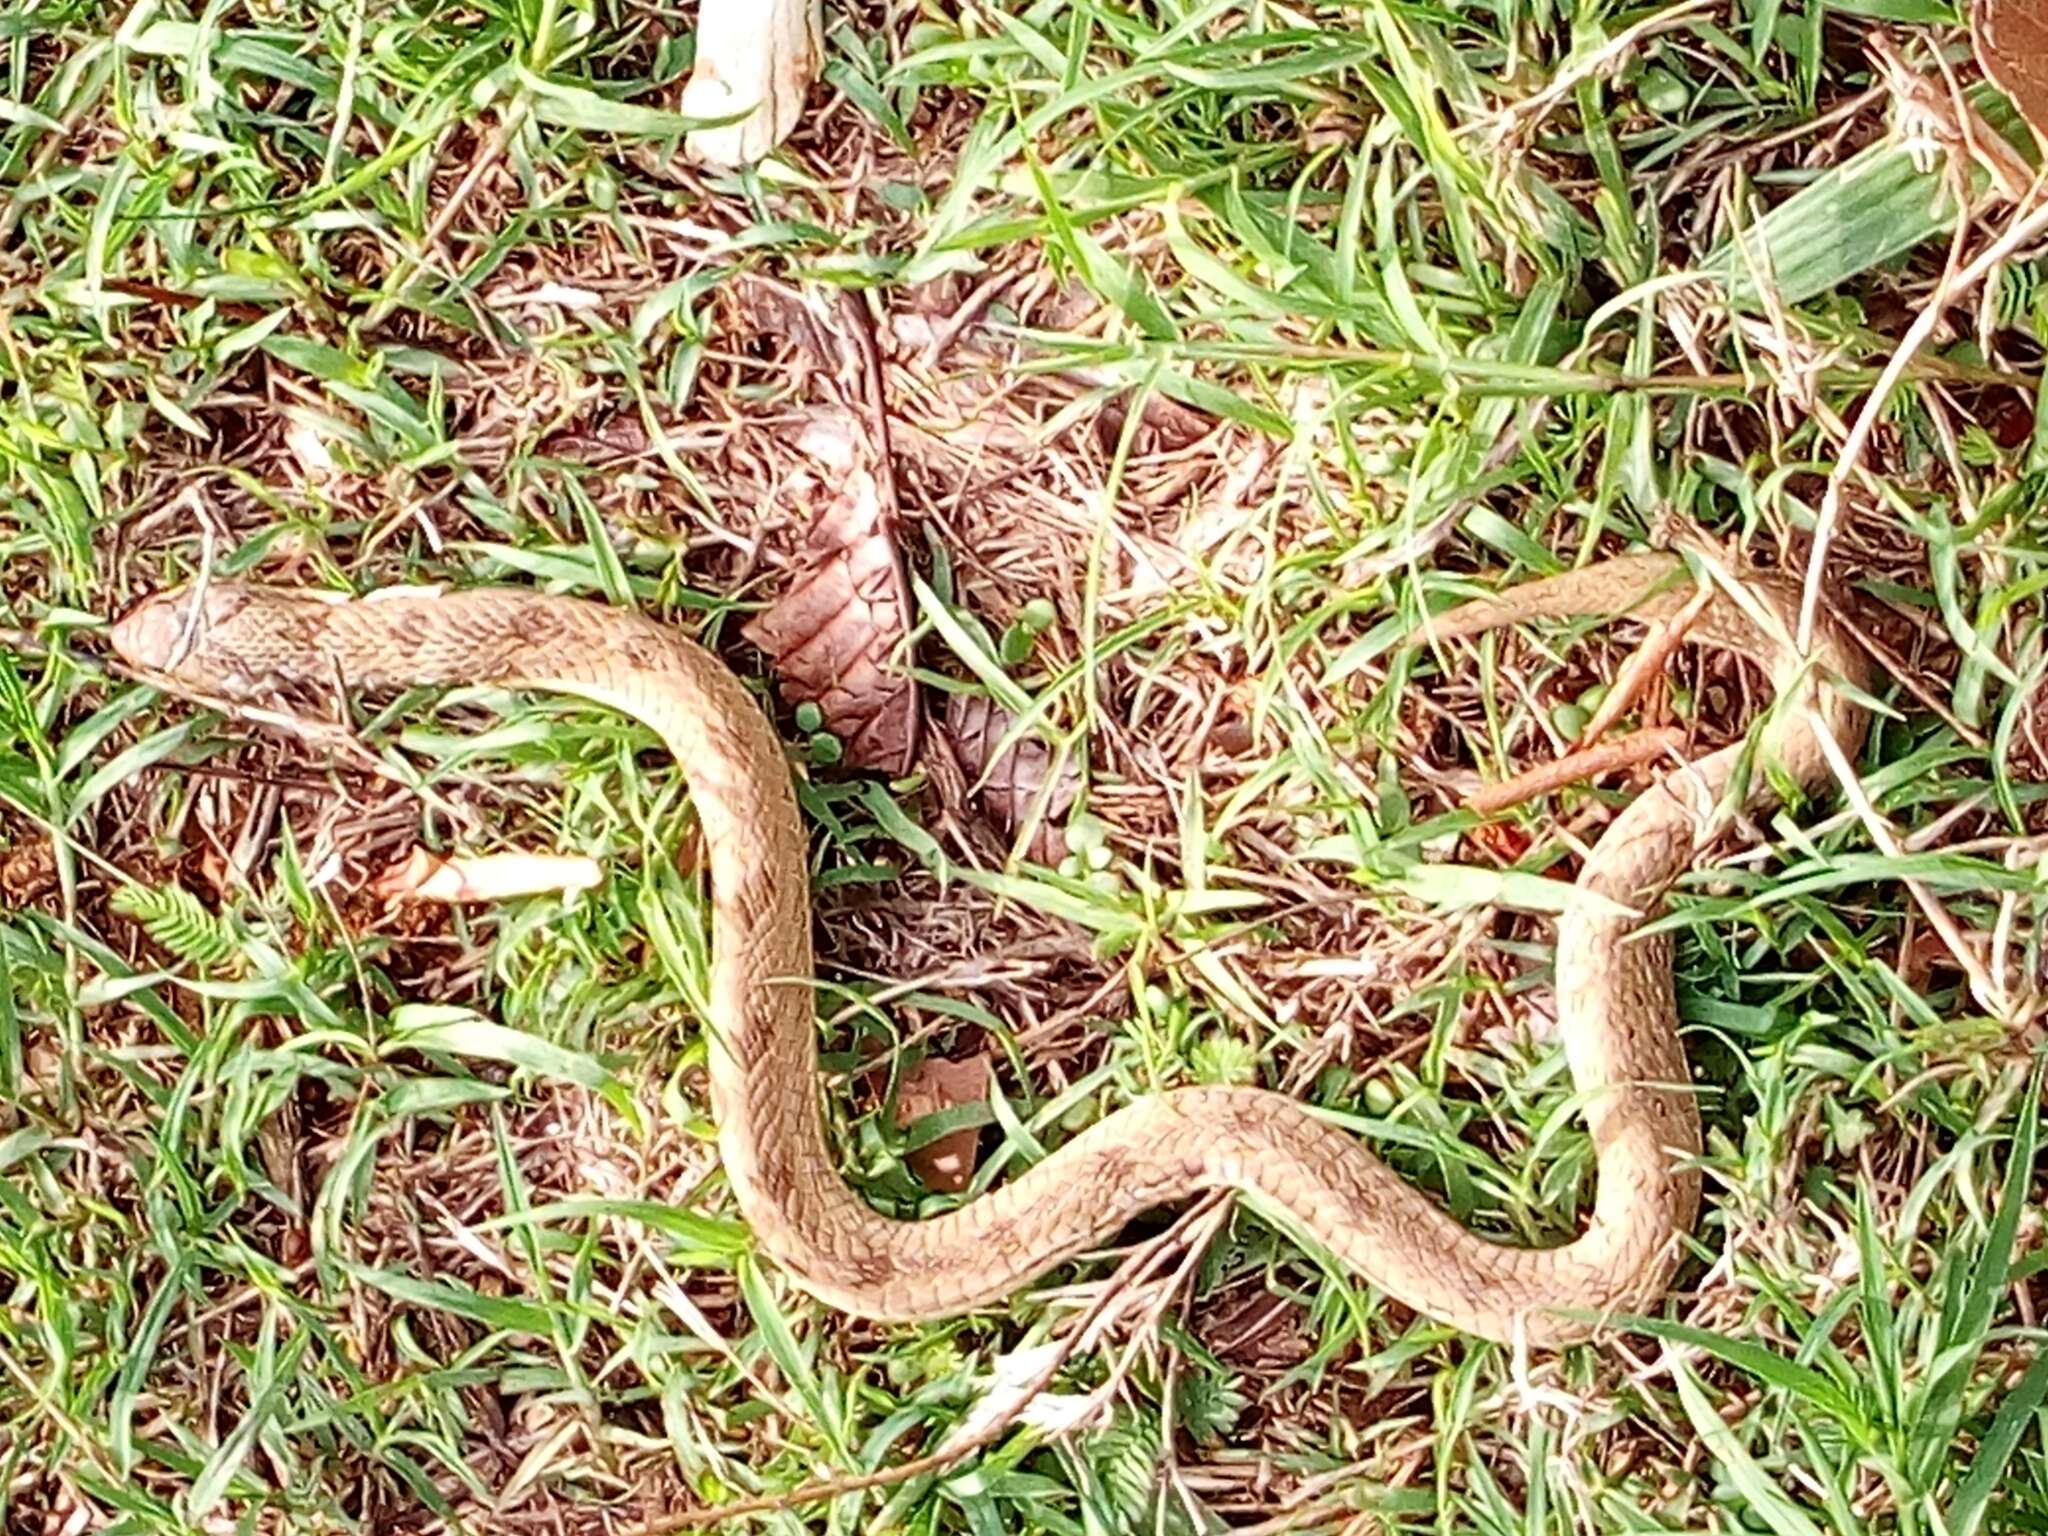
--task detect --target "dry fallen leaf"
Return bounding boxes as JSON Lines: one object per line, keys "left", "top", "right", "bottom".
{"left": 1090, "top": 385, "right": 1212, "bottom": 453}
{"left": 943, "top": 694, "right": 1081, "bottom": 864}
{"left": 370, "top": 847, "right": 605, "bottom": 904}
{"left": 1, "top": 835, "right": 57, "bottom": 904}
{"left": 893, "top": 1054, "right": 992, "bottom": 1194}
{"left": 742, "top": 464, "right": 921, "bottom": 774}
{"left": 789, "top": 405, "right": 862, "bottom": 472}
{"left": 1195, "top": 1291, "right": 1315, "bottom": 1370}
{"left": 1973, "top": 0, "right": 2048, "bottom": 144}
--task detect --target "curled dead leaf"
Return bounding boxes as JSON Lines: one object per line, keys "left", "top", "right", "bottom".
{"left": 942, "top": 694, "right": 1081, "bottom": 864}
{"left": 789, "top": 406, "right": 862, "bottom": 475}
{"left": 370, "top": 847, "right": 605, "bottom": 904}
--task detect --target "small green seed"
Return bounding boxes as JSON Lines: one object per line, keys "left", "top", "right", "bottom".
{"left": 1637, "top": 66, "right": 1687, "bottom": 115}
{"left": 998, "top": 624, "right": 1036, "bottom": 666}
{"left": 794, "top": 701, "right": 824, "bottom": 733}
{"left": 1552, "top": 702, "right": 1590, "bottom": 739}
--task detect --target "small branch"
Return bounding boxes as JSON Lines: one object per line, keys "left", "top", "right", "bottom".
{"left": 1465, "top": 728, "right": 1686, "bottom": 816}
{"left": 1577, "top": 585, "right": 1713, "bottom": 749}
{"left": 1800, "top": 186, "right": 2048, "bottom": 650}
{"left": 362, "top": 109, "right": 519, "bottom": 329}
{"left": 1806, "top": 705, "right": 2013, "bottom": 1022}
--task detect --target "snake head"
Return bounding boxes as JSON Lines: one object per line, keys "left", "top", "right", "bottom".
{"left": 109, "top": 582, "right": 318, "bottom": 702}
{"left": 110, "top": 586, "right": 199, "bottom": 675}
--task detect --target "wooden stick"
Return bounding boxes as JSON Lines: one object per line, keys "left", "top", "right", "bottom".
{"left": 1577, "top": 585, "right": 1712, "bottom": 749}
{"left": 1464, "top": 728, "right": 1686, "bottom": 816}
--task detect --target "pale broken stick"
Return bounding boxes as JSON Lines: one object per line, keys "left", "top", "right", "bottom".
{"left": 681, "top": 0, "right": 822, "bottom": 167}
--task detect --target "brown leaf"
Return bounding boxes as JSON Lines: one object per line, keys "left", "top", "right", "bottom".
{"left": 894, "top": 1054, "right": 992, "bottom": 1193}
{"left": 788, "top": 406, "right": 862, "bottom": 473}
{"left": 1091, "top": 387, "right": 1212, "bottom": 453}
{"left": 1974, "top": 0, "right": 2048, "bottom": 144}
{"left": 1, "top": 834, "right": 56, "bottom": 904}
{"left": 1195, "top": 1290, "right": 1315, "bottom": 1370}
{"left": 741, "top": 465, "right": 921, "bottom": 774}
{"left": 943, "top": 694, "right": 1081, "bottom": 863}
{"left": 1465, "top": 821, "right": 1534, "bottom": 865}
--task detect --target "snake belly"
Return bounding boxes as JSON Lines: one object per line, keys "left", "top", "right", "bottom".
{"left": 107, "top": 552, "right": 1867, "bottom": 1345}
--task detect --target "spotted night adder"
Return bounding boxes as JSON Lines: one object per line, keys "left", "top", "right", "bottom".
{"left": 108, "top": 550, "right": 1867, "bottom": 1345}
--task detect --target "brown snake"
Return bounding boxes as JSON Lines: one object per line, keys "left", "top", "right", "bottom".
{"left": 109, "top": 551, "right": 1867, "bottom": 1345}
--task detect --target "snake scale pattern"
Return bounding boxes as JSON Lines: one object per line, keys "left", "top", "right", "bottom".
{"left": 108, "top": 550, "right": 1867, "bottom": 1345}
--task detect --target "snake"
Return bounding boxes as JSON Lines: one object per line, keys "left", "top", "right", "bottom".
{"left": 107, "top": 550, "right": 1868, "bottom": 1346}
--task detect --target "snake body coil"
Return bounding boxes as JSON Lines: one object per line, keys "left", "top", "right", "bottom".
{"left": 109, "top": 552, "right": 1867, "bottom": 1344}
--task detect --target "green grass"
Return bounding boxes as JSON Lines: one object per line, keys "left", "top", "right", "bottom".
{"left": 6, "top": 0, "right": 2048, "bottom": 1531}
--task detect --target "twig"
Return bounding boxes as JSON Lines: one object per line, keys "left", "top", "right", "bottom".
{"left": 362, "top": 109, "right": 518, "bottom": 329}
{"left": 1658, "top": 87, "right": 1886, "bottom": 205}
{"left": 1838, "top": 604, "right": 1986, "bottom": 748}
{"left": 1577, "top": 586, "right": 1713, "bottom": 748}
{"left": 1464, "top": 728, "right": 1686, "bottom": 816}
{"left": 1347, "top": 398, "right": 1552, "bottom": 588}
{"left": 0, "top": 37, "right": 118, "bottom": 249}
{"left": 1806, "top": 705, "right": 2013, "bottom": 1022}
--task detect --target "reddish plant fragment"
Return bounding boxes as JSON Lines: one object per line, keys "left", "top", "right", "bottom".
{"left": 742, "top": 461, "right": 921, "bottom": 775}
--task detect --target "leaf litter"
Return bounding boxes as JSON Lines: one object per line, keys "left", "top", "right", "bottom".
{"left": 10, "top": 6, "right": 2044, "bottom": 1533}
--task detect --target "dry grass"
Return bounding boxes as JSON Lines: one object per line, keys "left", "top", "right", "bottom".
{"left": 5, "top": 1, "right": 2048, "bottom": 1533}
